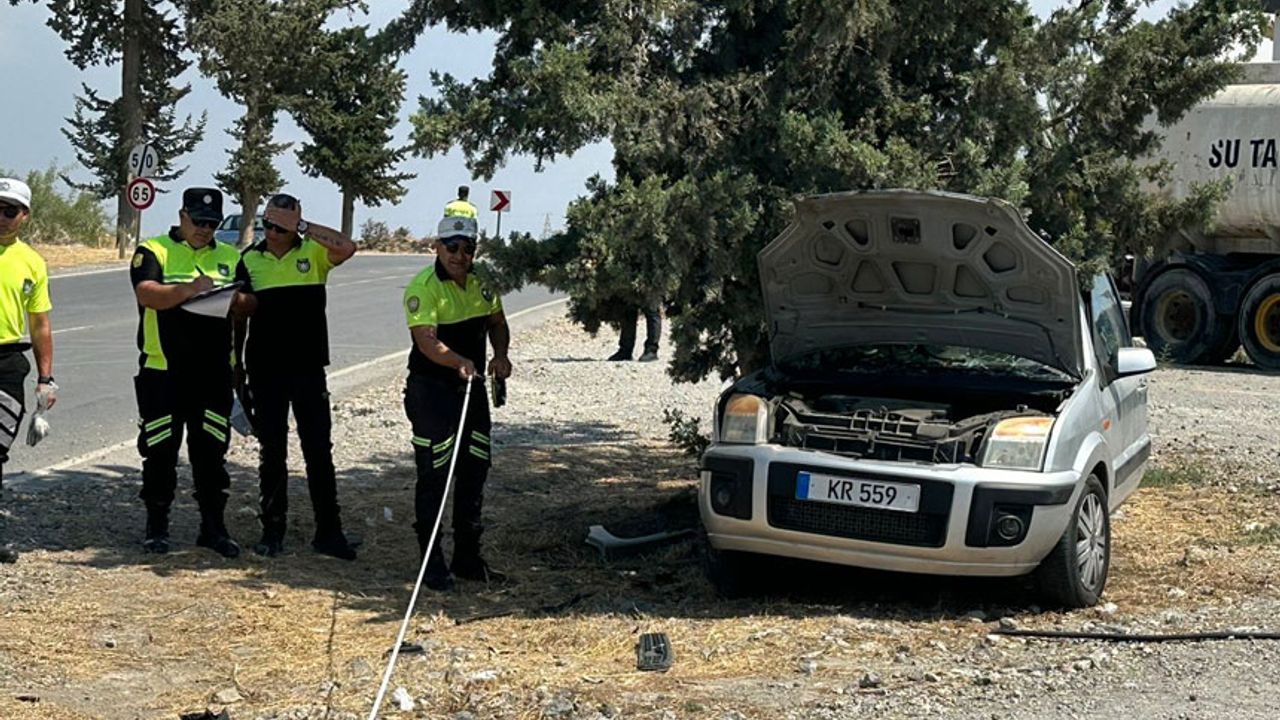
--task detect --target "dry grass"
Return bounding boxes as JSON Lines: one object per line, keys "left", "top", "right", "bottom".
{"left": 31, "top": 243, "right": 125, "bottom": 270}
{"left": 3, "top": 451, "right": 1280, "bottom": 718}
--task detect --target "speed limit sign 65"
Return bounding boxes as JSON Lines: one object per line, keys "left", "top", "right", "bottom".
{"left": 127, "top": 177, "right": 156, "bottom": 211}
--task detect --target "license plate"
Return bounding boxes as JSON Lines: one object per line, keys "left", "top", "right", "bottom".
{"left": 795, "top": 471, "right": 921, "bottom": 513}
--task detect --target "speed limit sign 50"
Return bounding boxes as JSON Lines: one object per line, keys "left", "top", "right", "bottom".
{"left": 127, "top": 177, "right": 156, "bottom": 211}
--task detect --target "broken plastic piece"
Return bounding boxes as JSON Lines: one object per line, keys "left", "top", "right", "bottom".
{"left": 636, "top": 632, "right": 673, "bottom": 672}
{"left": 584, "top": 525, "right": 695, "bottom": 560}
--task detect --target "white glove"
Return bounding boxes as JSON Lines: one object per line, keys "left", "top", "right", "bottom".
{"left": 26, "top": 413, "right": 49, "bottom": 447}
{"left": 35, "top": 381, "right": 57, "bottom": 412}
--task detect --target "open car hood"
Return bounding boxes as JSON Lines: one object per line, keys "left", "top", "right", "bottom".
{"left": 758, "top": 190, "right": 1085, "bottom": 378}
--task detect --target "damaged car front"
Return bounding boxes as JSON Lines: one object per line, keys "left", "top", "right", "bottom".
{"left": 699, "top": 190, "right": 1155, "bottom": 608}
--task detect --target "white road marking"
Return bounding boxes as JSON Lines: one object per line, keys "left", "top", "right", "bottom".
{"left": 25, "top": 296, "right": 569, "bottom": 477}
{"left": 52, "top": 325, "right": 90, "bottom": 335}
{"left": 330, "top": 273, "right": 417, "bottom": 289}
{"left": 50, "top": 265, "right": 127, "bottom": 280}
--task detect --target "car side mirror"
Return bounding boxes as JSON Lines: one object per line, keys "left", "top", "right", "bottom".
{"left": 1116, "top": 347, "right": 1156, "bottom": 377}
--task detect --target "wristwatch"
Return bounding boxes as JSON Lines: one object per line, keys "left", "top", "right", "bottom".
{"left": 296, "top": 219, "right": 310, "bottom": 236}
{"left": 37, "top": 375, "right": 55, "bottom": 385}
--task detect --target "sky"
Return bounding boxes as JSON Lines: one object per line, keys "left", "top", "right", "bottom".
{"left": 0, "top": 1, "right": 1272, "bottom": 239}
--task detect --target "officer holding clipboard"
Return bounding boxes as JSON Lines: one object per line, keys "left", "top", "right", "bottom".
{"left": 130, "top": 188, "right": 244, "bottom": 558}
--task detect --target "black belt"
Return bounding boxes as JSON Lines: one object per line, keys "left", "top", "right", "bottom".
{"left": 0, "top": 342, "right": 31, "bottom": 354}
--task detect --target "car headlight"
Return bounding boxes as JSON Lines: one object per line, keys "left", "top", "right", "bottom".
{"left": 981, "top": 416, "right": 1054, "bottom": 471}
{"left": 719, "top": 394, "right": 769, "bottom": 445}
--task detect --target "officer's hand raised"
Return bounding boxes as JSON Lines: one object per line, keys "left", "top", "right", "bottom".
{"left": 188, "top": 275, "right": 215, "bottom": 295}
{"left": 456, "top": 358, "right": 477, "bottom": 381}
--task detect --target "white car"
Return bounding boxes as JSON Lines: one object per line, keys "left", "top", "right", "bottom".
{"left": 699, "top": 190, "right": 1155, "bottom": 608}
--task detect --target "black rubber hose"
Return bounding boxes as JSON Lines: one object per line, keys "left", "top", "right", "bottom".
{"left": 993, "top": 628, "right": 1280, "bottom": 643}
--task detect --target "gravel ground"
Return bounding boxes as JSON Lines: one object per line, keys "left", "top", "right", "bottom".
{"left": 5, "top": 312, "right": 1280, "bottom": 719}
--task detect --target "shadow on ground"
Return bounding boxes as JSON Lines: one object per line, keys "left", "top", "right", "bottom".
{"left": 4, "top": 416, "right": 1050, "bottom": 631}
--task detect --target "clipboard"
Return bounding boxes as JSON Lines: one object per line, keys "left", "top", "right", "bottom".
{"left": 181, "top": 281, "right": 243, "bottom": 318}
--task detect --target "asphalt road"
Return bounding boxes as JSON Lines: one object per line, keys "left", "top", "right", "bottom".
{"left": 5, "top": 254, "right": 559, "bottom": 477}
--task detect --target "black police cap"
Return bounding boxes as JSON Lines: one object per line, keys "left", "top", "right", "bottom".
{"left": 182, "top": 188, "right": 224, "bottom": 222}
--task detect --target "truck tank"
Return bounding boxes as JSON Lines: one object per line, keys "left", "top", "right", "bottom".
{"left": 1136, "top": 62, "right": 1280, "bottom": 368}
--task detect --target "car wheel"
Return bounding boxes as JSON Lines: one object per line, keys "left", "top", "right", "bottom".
{"left": 1139, "top": 269, "right": 1232, "bottom": 365}
{"left": 701, "top": 531, "right": 755, "bottom": 598}
{"left": 1034, "top": 475, "right": 1110, "bottom": 609}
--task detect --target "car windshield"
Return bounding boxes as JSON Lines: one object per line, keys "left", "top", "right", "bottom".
{"left": 778, "top": 344, "right": 1074, "bottom": 382}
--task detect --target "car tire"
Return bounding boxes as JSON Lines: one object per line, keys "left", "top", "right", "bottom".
{"left": 1034, "top": 475, "right": 1110, "bottom": 609}
{"left": 1139, "top": 269, "right": 1231, "bottom": 365}
{"left": 701, "top": 532, "right": 755, "bottom": 598}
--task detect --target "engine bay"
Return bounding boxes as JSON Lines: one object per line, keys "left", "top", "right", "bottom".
{"left": 771, "top": 390, "right": 1062, "bottom": 464}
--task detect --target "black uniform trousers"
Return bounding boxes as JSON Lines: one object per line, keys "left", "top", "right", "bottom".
{"left": 404, "top": 374, "right": 492, "bottom": 557}
{"left": 135, "top": 367, "right": 233, "bottom": 514}
{"left": 250, "top": 367, "right": 340, "bottom": 530}
{"left": 0, "top": 350, "right": 30, "bottom": 482}
{"left": 0, "top": 350, "right": 30, "bottom": 546}
{"left": 618, "top": 305, "right": 661, "bottom": 355}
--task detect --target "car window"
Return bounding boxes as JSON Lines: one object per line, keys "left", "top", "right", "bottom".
{"left": 778, "top": 344, "right": 1074, "bottom": 382}
{"left": 253, "top": 217, "right": 264, "bottom": 231}
{"left": 1089, "top": 273, "right": 1129, "bottom": 371}
{"left": 223, "top": 216, "right": 239, "bottom": 231}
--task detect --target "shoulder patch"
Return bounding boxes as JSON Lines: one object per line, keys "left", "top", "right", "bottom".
{"left": 132, "top": 252, "right": 144, "bottom": 268}
{"left": 407, "top": 295, "right": 421, "bottom": 313}
{"left": 297, "top": 258, "right": 311, "bottom": 273}
{"left": 218, "top": 263, "right": 231, "bottom": 276}
{"left": 21, "top": 278, "right": 33, "bottom": 296}
{"left": 481, "top": 285, "right": 494, "bottom": 302}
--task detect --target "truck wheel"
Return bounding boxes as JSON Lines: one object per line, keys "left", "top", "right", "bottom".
{"left": 700, "top": 530, "right": 756, "bottom": 598}
{"left": 1238, "top": 275, "right": 1280, "bottom": 369}
{"left": 1139, "top": 269, "right": 1231, "bottom": 365}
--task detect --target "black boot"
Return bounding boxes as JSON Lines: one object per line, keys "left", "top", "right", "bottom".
{"left": 606, "top": 349, "right": 632, "bottom": 362}
{"left": 254, "top": 516, "right": 286, "bottom": 557}
{"left": 312, "top": 519, "right": 357, "bottom": 561}
{"left": 196, "top": 508, "right": 241, "bottom": 559}
{"left": 419, "top": 537, "right": 454, "bottom": 591}
{"left": 452, "top": 537, "right": 506, "bottom": 584}
{"left": 142, "top": 504, "right": 171, "bottom": 554}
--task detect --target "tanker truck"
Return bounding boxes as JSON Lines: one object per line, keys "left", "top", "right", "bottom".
{"left": 1134, "top": 60, "right": 1280, "bottom": 369}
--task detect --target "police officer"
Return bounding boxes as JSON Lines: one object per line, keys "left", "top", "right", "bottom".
{"left": 232, "top": 193, "right": 357, "bottom": 560}
{"left": 0, "top": 178, "right": 56, "bottom": 564}
{"left": 131, "top": 188, "right": 242, "bottom": 557}
{"left": 443, "top": 185, "right": 478, "bottom": 219}
{"left": 403, "top": 215, "right": 511, "bottom": 591}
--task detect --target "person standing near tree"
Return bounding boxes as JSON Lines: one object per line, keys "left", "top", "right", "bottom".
{"left": 443, "top": 185, "right": 478, "bottom": 220}
{"left": 0, "top": 178, "right": 57, "bottom": 564}
{"left": 131, "top": 187, "right": 241, "bottom": 558}
{"left": 402, "top": 215, "right": 511, "bottom": 591}
{"left": 232, "top": 193, "right": 358, "bottom": 560}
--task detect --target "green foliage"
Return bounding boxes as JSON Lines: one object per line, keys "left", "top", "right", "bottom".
{"left": 413, "top": 0, "right": 1267, "bottom": 382}
{"left": 359, "top": 219, "right": 393, "bottom": 246}
{"left": 290, "top": 23, "right": 418, "bottom": 234}
{"left": 662, "top": 407, "right": 711, "bottom": 459}
{"left": 184, "top": 0, "right": 355, "bottom": 233}
{"left": 1143, "top": 461, "right": 1213, "bottom": 488}
{"left": 2, "top": 166, "right": 110, "bottom": 246}
{"left": 14, "top": 0, "right": 206, "bottom": 201}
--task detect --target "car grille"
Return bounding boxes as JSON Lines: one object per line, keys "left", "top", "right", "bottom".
{"left": 766, "top": 463, "right": 953, "bottom": 548}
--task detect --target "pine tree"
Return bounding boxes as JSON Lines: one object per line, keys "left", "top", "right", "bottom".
{"left": 412, "top": 0, "right": 1267, "bottom": 381}
{"left": 11, "top": 0, "right": 206, "bottom": 256}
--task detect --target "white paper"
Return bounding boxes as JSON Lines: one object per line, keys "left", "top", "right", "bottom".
{"left": 181, "top": 282, "right": 242, "bottom": 318}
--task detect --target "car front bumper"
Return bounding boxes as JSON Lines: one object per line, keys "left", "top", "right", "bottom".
{"left": 699, "top": 445, "right": 1083, "bottom": 578}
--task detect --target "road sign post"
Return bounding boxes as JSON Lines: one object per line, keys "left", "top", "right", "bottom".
{"left": 490, "top": 189, "right": 511, "bottom": 238}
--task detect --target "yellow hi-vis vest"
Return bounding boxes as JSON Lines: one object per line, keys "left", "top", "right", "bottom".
{"left": 443, "top": 199, "right": 478, "bottom": 219}
{"left": 133, "top": 233, "right": 239, "bottom": 371}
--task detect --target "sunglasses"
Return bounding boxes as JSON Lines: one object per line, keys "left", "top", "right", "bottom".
{"left": 264, "top": 220, "right": 290, "bottom": 233}
{"left": 441, "top": 238, "right": 477, "bottom": 256}
{"left": 191, "top": 217, "right": 220, "bottom": 230}
{"left": 0, "top": 206, "right": 22, "bottom": 219}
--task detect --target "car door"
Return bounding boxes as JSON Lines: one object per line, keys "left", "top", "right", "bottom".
{"left": 1088, "top": 273, "right": 1149, "bottom": 495}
